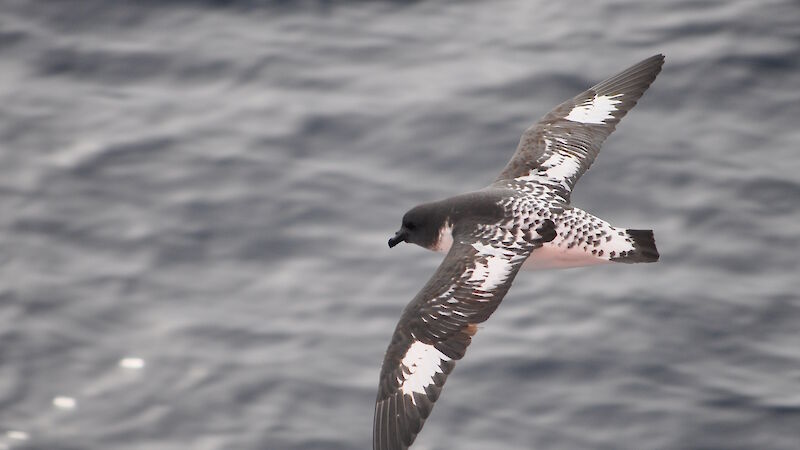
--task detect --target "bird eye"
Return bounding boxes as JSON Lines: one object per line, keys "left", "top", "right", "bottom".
{"left": 406, "top": 222, "right": 416, "bottom": 230}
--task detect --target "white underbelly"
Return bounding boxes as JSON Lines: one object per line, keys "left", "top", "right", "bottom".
{"left": 522, "top": 243, "right": 610, "bottom": 270}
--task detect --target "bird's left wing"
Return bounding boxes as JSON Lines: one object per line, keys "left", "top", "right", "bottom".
{"left": 374, "top": 223, "right": 552, "bottom": 450}
{"left": 494, "top": 54, "right": 664, "bottom": 201}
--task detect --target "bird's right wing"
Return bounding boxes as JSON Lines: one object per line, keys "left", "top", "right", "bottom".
{"left": 373, "top": 221, "right": 554, "bottom": 450}
{"left": 495, "top": 54, "right": 664, "bottom": 201}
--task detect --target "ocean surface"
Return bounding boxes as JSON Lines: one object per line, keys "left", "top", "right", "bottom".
{"left": 1, "top": 1, "right": 799, "bottom": 449}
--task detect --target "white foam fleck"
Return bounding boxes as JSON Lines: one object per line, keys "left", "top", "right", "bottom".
{"left": 119, "top": 357, "right": 146, "bottom": 370}
{"left": 6, "top": 431, "right": 29, "bottom": 441}
{"left": 400, "top": 341, "right": 449, "bottom": 399}
{"left": 52, "top": 396, "right": 77, "bottom": 410}
{"left": 564, "top": 93, "right": 623, "bottom": 124}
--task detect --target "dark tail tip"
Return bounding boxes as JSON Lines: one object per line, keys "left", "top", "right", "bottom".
{"left": 617, "top": 229, "right": 659, "bottom": 263}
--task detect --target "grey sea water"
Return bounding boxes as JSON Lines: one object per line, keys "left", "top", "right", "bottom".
{"left": 1, "top": 1, "right": 799, "bottom": 449}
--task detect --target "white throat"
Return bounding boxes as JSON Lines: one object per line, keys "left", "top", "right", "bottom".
{"left": 434, "top": 221, "right": 454, "bottom": 252}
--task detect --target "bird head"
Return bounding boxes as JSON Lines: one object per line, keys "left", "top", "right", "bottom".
{"left": 388, "top": 203, "right": 446, "bottom": 250}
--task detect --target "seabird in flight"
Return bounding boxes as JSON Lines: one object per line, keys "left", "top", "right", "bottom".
{"left": 375, "top": 54, "right": 664, "bottom": 450}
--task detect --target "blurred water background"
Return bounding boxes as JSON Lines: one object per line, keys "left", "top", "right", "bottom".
{"left": 1, "top": 1, "right": 799, "bottom": 449}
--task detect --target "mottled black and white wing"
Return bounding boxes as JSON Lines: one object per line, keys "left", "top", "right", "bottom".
{"left": 495, "top": 54, "right": 664, "bottom": 200}
{"left": 373, "top": 227, "right": 549, "bottom": 450}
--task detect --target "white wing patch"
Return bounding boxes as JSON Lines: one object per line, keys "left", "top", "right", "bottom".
{"left": 399, "top": 341, "right": 450, "bottom": 399}
{"left": 469, "top": 242, "right": 516, "bottom": 293}
{"left": 511, "top": 138, "right": 580, "bottom": 189}
{"left": 564, "top": 93, "right": 624, "bottom": 124}
{"left": 538, "top": 150, "right": 582, "bottom": 181}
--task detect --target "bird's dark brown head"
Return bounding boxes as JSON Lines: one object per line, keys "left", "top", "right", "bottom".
{"left": 388, "top": 202, "right": 447, "bottom": 250}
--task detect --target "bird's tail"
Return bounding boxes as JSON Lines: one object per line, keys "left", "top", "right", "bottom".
{"left": 610, "top": 229, "right": 659, "bottom": 263}
{"left": 522, "top": 208, "right": 659, "bottom": 270}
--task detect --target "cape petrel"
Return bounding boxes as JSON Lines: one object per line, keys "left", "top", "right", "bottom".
{"left": 374, "top": 54, "right": 664, "bottom": 449}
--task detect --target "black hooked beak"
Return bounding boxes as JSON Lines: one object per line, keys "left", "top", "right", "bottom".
{"left": 388, "top": 229, "right": 408, "bottom": 248}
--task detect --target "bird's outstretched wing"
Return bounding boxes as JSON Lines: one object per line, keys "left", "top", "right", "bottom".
{"left": 495, "top": 54, "right": 664, "bottom": 201}
{"left": 374, "top": 222, "right": 554, "bottom": 450}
